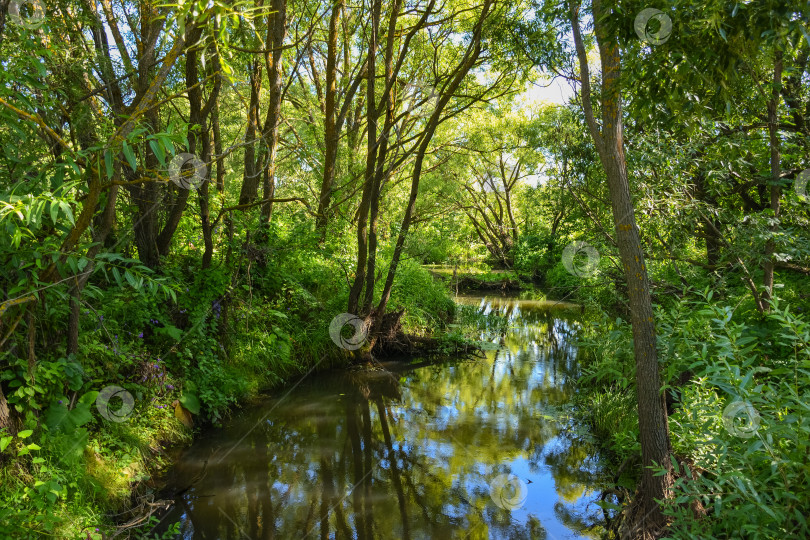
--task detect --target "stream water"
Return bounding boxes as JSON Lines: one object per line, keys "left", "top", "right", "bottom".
{"left": 156, "top": 293, "right": 607, "bottom": 539}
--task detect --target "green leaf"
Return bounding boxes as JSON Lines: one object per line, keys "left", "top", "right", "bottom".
{"left": 44, "top": 403, "right": 70, "bottom": 430}
{"left": 595, "top": 500, "right": 622, "bottom": 512}
{"left": 104, "top": 149, "right": 114, "bottom": 180}
{"left": 17, "top": 430, "right": 33, "bottom": 439}
{"left": 149, "top": 140, "right": 166, "bottom": 166}
{"left": 78, "top": 391, "right": 99, "bottom": 405}
{"left": 69, "top": 403, "right": 93, "bottom": 428}
{"left": 161, "top": 325, "right": 183, "bottom": 341}
{"left": 0, "top": 436, "right": 12, "bottom": 452}
{"left": 122, "top": 140, "right": 137, "bottom": 171}
{"left": 27, "top": 443, "right": 41, "bottom": 451}
{"left": 58, "top": 201, "right": 74, "bottom": 225}
{"left": 179, "top": 392, "right": 201, "bottom": 415}
{"left": 46, "top": 398, "right": 94, "bottom": 432}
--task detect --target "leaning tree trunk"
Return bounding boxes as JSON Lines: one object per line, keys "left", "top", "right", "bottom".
{"left": 569, "top": 0, "right": 671, "bottom": 527}
{"left": 374, "top": 0, "right": 492, "bottom": 332}
{"left": 347, "top": 0, "right": 381, "bottom": 316}
{"left": 239, "top": 59, "right": 263, "bottom": 205}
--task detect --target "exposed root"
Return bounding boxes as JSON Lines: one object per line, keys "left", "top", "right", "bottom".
{"left": 612, "top": 494, "right": 668, "bottom": 540}
{"left": 606, "top": 456, "right": 707, "bottom": 539}
{"left": 93, "top": 492, "right": 173, "bottom": 539}
{"left": 454, "top": 275, "right": 523, "bottom": 291}
{"left": 367, "top": 309, "right": 481, "bottom": 357}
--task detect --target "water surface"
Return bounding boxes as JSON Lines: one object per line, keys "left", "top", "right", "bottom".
{"left": 158, "top": 294, "right": 606, "bottom": 539}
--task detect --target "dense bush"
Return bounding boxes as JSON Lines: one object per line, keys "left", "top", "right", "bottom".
{"left": 388, "top": 259, "right": 456, "bottom": 333}
{"left": 0, "top": 220, "right": 460, "bottom": 537}
{"left": 576, "top": 289, "right": 810, "bottom": 538}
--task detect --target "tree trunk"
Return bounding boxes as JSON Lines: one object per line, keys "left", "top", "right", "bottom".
{"left": 693, "top": 168, "right": 721, "bottom": 267}
{"left": 374, "top": 1, "right": 491, "bottom": 326}
{"left": 129, "top": 107, "right": 163, "bottom": 268}
{"left": 260, "top": 0, "right": 287, "bottom": 224}
{"left": 569, "top": 0, "right": 671, "bottom": 525}
{"left": 347, "top": 0, "right": 381, "bottom": 315}
{"left": 67, "top": 179, "right": 120, "bottom": 355}
{"left": 762, "top": 50, "right": 783, "bottom": 307}
{"left": 0, "top": 362, "right": 17, "bottom": 447}
{"left": 239, "top": 59, "right": 263, "bottom": 205}
{"left": 315, "top": 0, "right": 343, "bottom": 236}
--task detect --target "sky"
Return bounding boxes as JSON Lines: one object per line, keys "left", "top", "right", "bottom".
{"left": 523, "top": 76, "right": 575, "bottom": 106}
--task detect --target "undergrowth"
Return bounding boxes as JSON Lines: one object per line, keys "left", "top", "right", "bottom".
{"left": 575, "top": 287, "right": 810, "bottom": 538}
{"left": 0, "top": 232, "right": 460, "bottom": 539}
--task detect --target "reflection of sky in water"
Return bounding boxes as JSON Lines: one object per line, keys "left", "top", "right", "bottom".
{"left": 157, "top": 294, "right": 606, "bottom": 540}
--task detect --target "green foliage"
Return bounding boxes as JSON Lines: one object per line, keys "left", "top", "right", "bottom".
{"left": 513, "top": 233, "right": 554, "bottom": 278}
{"left": 659, "top": 297, "right": 810, "bottom": 538}
{"left": 582, "top": 390, "right": 640, "bottom": 460}
{"left": 577, "top": 289, "right": 810, "bottom": 537}
{"left": 388, "top": 259, "right": 456, "bottom": 333}
{"left": 575, "top": 312, "right": 639, "bottom": 461}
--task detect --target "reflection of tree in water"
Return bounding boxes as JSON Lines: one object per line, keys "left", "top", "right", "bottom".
{"left": 544, "top": 431, "right": 605, "bottom": 535}
{"left": 157, "top": 297, "right": 605, "bottom": 539}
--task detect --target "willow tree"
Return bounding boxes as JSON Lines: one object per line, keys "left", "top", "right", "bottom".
{"left": 452, "top": 107, "right": 543, "bottom": 268}
{"left": 568, "top": 0, "right": 672, "bottom": 529}
{"left": 344, "top": 0, "right": 512, "bottom": 334}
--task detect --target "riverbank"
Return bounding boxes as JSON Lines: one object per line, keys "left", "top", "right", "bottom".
{"left": 0, "top": 249, "right": 462, "bottom": 538}
{"left": 152, "top": 292, "right": 608, "bottom": 539}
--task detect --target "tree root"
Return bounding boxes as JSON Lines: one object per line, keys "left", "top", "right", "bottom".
{"left": 606, "top": 456, "right": 707, "bottom": 539}
{"left": 453, "top": 275, "right": 523, "bottom": 291}
{"left": 367, "top": 309, "right": 481, "bottom": 357}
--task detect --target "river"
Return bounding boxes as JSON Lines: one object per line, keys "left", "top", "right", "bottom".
{"left": 155, "top": 293, "right": 607, "bottom": 539}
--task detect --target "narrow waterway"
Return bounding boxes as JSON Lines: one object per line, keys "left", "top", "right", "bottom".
{"left": 157, "top": 293, "right": 607, "bottom": 539}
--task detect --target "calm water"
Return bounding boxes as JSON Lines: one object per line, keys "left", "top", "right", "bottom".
{"left": 156, "top": 294, "right": 606, "bottom": 539}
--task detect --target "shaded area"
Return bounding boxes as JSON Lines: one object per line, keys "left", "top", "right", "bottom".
{"left": 155, "top": 294, "right": 607, "bottom": 539}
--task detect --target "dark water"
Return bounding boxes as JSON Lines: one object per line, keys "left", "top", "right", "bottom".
{"left": 156, "top": 294, "right": 607, "bottom": 539}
